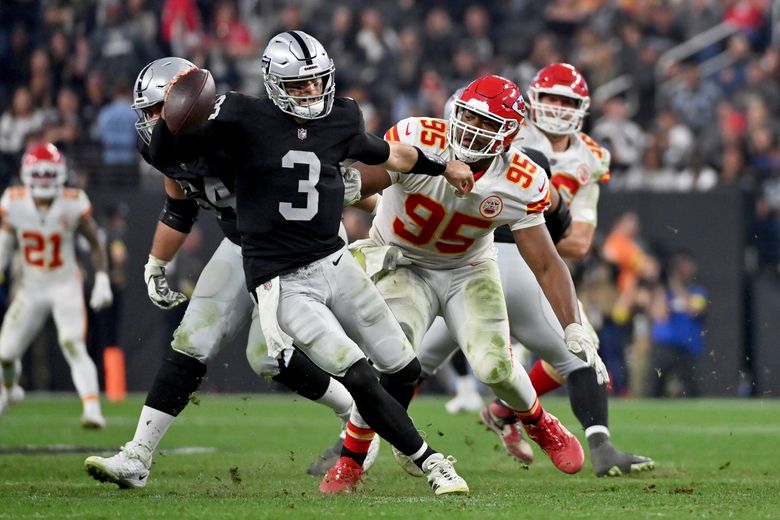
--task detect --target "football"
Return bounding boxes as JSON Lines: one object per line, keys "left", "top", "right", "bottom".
{"left": 163, "top": 68, "right": 216, "bottom": 135}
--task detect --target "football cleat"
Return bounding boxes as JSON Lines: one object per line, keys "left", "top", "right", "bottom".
{"left": 307, "top": 436, "right": 344, "bottom": 476}
{"left": 8, "top": 384, "right": 25, "bottom": 404}
{"left": 81, "top": 411, "right": 106, "bottom": 429}
{"left": 392, "top": 446, "right": 424, "bottom": 477}
{"left": 590, "top": 441, "right": 655, "bottom": 477}
{"left": 480, "top": 403, "right": 534, "bottom": 464}
{"left": 84, "top": 443, "right": 152, "bottom": 489}
{"left": 444, "top": 392, "right": 483, "bottom": 414}
{"left": 422, "top": 454, "right": 469, "bottom": 495}
{"left": 319, "top": 456, "right": 363, "bottom": 494}
{"left": 308, "top": 434, "right": 381, "bottom": 476}
{"left": 523, "top": 411, "right": 584, "bottom": 474}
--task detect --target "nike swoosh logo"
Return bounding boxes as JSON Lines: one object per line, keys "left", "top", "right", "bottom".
{"left": 539, "top": 181, "right": 546, "bottom": 193}
{"left": 332, "top": 254, "right": 343, "bottom": 266}
{"left": 405, "top": 124, "right": 413, "bottom": 136}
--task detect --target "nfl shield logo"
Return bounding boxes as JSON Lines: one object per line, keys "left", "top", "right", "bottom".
{"left": 297, "top": 128, "right": 307, "bottom": 140}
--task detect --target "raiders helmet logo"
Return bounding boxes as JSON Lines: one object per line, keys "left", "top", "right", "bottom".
{"left": 479, "top": 195, "right": 504, "bottom": 218}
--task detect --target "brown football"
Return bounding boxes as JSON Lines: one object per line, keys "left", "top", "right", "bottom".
{"left": 163, "top": 68, "right": 216, "bottom": 135}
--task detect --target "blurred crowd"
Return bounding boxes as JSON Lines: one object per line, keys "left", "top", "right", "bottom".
{"left": 0, "top": 0, "right": 779, "bottom": 395}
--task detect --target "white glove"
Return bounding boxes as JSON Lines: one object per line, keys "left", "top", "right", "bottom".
{"left": 564, "top": 323, "right": 610, "bottom": 385}
{"left": 341, "top": 166, "right": 362, "bottom": 206}
{"left": 89, "top": 271, "right": 114, "bottom": 311}
{"left": 144, "top": 255, "right": 187, "bottom": 310}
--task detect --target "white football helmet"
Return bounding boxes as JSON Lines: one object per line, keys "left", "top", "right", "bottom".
{"left": 527, "top": 63, "right": 590, "bottom": 135}
{"left": 20, "top": 143, "right": 67, "bottom": 199}
{"left": 132, "top": 57, "right": 196, "bottom": 144}
{"left": 262, "top": 31, "right": 335, "bottom": 120}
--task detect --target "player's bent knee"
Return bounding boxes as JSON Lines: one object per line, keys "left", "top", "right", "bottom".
{"left": 470, "top": 352, "right": 513, "bottom": 385}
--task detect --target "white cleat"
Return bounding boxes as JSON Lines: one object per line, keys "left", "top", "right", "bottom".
{"left": 8, "top": 384, "right": 25, "bottom": 404}
{"left": 363, "top": 435, "right": 381, "bottom": 472}
{"left": 392, "top": 446, "right": 424, "bottom": 477}
{"left": 85, "top": 443, "right": 152, "bottom": 489}
{"left": 81, "top": 411, "right": 107, "bottom": 429}
{"left": 444, "top": 393, "right": 484, "bottom": 414}
{"left": 422, "top": 453, "right": 469, "bottom": 495}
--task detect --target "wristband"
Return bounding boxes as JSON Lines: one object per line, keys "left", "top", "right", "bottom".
{"left": 408, "top": 146, "right": 447, "bottom": 176}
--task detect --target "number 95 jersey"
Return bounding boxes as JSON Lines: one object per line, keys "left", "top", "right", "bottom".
{"left": 375, "top": 117, "right": 550, "bottom": 269}
{"left": 0, "top": 186, "right": 91, "bottom": 287}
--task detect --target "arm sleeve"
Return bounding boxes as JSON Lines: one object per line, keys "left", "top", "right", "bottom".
{"left": 346, "top": 132, "right": 391, "bottom": 165}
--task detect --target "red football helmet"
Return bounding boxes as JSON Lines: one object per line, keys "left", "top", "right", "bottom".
{"left": 20, "top": 143, "right": 67, "bottom": 199}
{"left": 447, "top": 75, "right": 526, "bottom": 163}
{"left": 527, "top": 63, "right": 590, "bottom": 135}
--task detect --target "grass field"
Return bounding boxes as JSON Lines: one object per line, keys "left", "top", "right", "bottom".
{"left": 0, "top": 393, "right": 778, "bottom": 519}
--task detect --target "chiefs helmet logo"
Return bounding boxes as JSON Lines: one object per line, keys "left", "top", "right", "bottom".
{"left": 479, "top": 196, "right": 503, "bottom": 218}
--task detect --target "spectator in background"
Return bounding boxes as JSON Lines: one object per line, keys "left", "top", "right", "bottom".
{"left": 0, "top": 87, "right": 45, "bottom": 188}
{"left": 603, "top": 212, "right": 645, "bottom": 293}
{"left": 96, "top": 80, "right": 137, "bottom": 172}
{"left": 591, "top": 96, "right": 645, "bottom": 176}
{"left": 43, "top": 87, "right": 81, "bottom": 152}
{"left": 88, "top": 0, "right": 149, "bottom": 91}
{"left": 663, "top": 61, "right": 723, "bottom": 132}
{"left": 646, "top": 251, "right": 708, "bottom": 398}
{"left": 161, "top": 0, "right": 202, "bottom": 57}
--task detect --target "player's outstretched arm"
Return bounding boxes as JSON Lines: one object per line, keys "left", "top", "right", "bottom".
{"left": 0, "top": 223, "right": 17, "bottom": 279}
{"left": 383, "top": 142, "right": 474, "bottom": 195}
{"left": 78, "top": 213, "right": 113, "bottom": 311}
{"left": 144, "top": 177, "right": 193, "bottom": 310}
{"left": 513, "top": 224, "right": 608, "bottom": 383}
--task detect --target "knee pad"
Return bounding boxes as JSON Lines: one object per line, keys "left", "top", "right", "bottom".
{"left": 336, "top": 358, "right": 378, "bottom": 395}
{"left": 145, "top": 349, "right": 207, "bottom": 417}
{"left": 470, "top": 350, "right": 513, "bottom": 385}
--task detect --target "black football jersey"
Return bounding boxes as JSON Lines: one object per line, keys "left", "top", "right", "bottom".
{"left": 150, "top": 93, "right": 386, "bottom": 290}
{"left": 139, "top": 142, "right": 241, "bottom": 244}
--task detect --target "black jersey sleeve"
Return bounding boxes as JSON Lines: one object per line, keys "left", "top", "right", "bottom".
{"left": 149, "top": 92, "right": 240, "bottom": 167}
{"left": 343, "top": 98, "right": 391, "bottom": 165}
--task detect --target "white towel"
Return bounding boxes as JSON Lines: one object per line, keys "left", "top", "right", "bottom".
{"left": 255, "top": 277, "right": 294, "bottom": 357}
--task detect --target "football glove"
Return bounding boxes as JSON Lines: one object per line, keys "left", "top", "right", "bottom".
{"left": 89, "top": 271, "right": 114, "bottom": 311}
{"left": 564, "top": 323, "right": 610, "bottom": 385}
{"left": 144, "top": 255, "right": 187, "bottom": 310}
{"left": 341, "top": 165, "right": 362, "bottom": 206}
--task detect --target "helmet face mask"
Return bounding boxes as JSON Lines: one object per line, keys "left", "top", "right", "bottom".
{"left": 447, "top": 75, "right": 525, "bottom": 163}
{"left": 132, "top": 57, "right": 196, "bottom": 144}
{"left": 21, "top": 143, "right": 67, "bottom": 199}
{"left": 262, "top": 31, "right": 335, "bottom": 120}
{"left": 528, "top": 63, "right": 590, "bottom": 135}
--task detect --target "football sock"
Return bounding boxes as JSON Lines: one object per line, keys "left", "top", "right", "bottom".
{"left": 514, "top": 397, "right": 544, "bottom": 425}
{"left": 335, "top": 359, "right": 424, "bottom": 456}
{"left": 584, "top": 427, "right": 611, "bottom": 449}
{"left": 378, "top": 358, "right": 421, "bottom": 410}
{"left": 412, "top": 443, "right": 437, "bottom": 470}
{"left": 529, "top": 359, "right": 565, "bottom": 396}
{"left": 489, "top": 398, "right": 519, "bottom": 424}
{"left": 145, "top": 349, "right": 207, "bottom": 417}
{"left": 450, "top": 350, "right": 470, "bottom": 376}
{"left": 567, "top": 367, "right": 608, "bottom": 429}
{"left": 341, "top": 420, "right": 375, "bottom": 465}
{"left": 64, "top": 341, "right": 100, "bottom": 400}
{"left": 1, "top": 361, "right": 15, "bottom": 390}
{"left": 82, "top": 394, "right": 102, "bottom": 417}
{"left": 132, "top": 405, "right": 176, "bottom": 455}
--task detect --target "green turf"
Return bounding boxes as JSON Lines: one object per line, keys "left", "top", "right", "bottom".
{"left": 0, "top": 393, "right": 778, "bottom": 519}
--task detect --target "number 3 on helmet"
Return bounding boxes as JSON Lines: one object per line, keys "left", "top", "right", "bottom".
{"left": 447, "top": 75, "right": 526, "bottom": 163}
{"left": 527, "top": 63, "right": 590, "bottom": 135}
{"left": 20, "top": 143, "right": 67, "bottom": 200}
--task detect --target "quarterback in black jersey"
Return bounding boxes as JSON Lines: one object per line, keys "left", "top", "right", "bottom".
{"left": 149, "top": 32, "right": 474, "bottom": 495}
{"left": 85, "top": 57, "right": 376, "bottom": 489}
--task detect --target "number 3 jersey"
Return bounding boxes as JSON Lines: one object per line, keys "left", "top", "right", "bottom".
{"left": 0, "top": 186, "right": 91, "bottom": 286}
{"left": 375, "top": 117, "right": 550, "bottom": 269}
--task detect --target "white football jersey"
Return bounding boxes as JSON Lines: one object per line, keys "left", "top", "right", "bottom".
{"left": 0, "top": 186, "right": 91, "bottom": 286}
{"left": 517, "top": 123, "right": 610, "bottom": 226}
{"left": 373, "top": 117, "right": 550, "bottom": 269}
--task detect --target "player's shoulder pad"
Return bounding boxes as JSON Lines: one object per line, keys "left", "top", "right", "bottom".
{"left": 208, "top": 91, "right": 249, "bottom": 123}
{"left": 2, "top": 185, "right": 27, "bottom": 203}
{"left": 62, "top": 187, "right": 85, "bottom": 200}
{"left": 504, "top": 145, "right": 550, "bottom": 211}
{"left": 521, "top": 147, "right": 551, "bottom": 178}
{"left": 384, "top": 117, "right": 447, "bottom": 152}
{"left": 578, "top": 131, "right": 611, "bottom": 183}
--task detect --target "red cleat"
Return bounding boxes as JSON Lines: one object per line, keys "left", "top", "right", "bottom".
{"left": 522, "top": 411, "right": 584, "bottom": 474}
{"left": 480, "top": 403, "right": 534, "bottom": 464}
{"left": 319, "top": 456, "right": 364, "bottom": 494}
